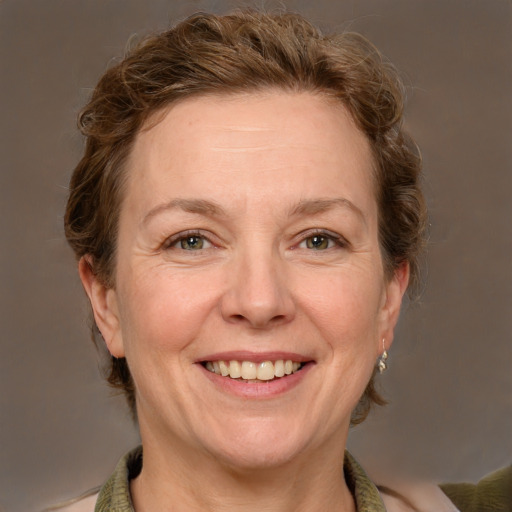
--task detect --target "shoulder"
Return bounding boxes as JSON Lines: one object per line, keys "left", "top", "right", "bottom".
{"left": 378, "top": 464, "right": 512, "bottom": 512}
{"left": 440, "top": 465, "right": 512, "bottom": 512}
{"left": 379, "top": 481, "right": 460, "bottom": 512}
{"left": 43, "top": 489, "right": 99, "bottom": 512}
{"left": 344, "top": 452, "right": 459, "bottom": 512}
{"left": 44, "top": 446, "right": 142, "bottom": 512}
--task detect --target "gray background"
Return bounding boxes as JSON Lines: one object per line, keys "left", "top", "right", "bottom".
{"left": 1, "top": 1, "right": 511, "bottom": 511}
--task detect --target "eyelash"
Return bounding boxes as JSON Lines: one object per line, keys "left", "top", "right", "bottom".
{"left": 163, "top": 229, "right": 348, "bottom": 252}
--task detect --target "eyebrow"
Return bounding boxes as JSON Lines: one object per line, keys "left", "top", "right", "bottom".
{"left": 141, "top": 196, "right": 366, "bottom": 226}
{"left": 142, "top": 198, "right": 227, "bottom": 226}
{"left": 289, "top": 198, "right": 366, "bottom": 225}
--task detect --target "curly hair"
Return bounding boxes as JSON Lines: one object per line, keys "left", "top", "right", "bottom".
{"left": 64, "top": 9, "right": 426, "bottom": 425}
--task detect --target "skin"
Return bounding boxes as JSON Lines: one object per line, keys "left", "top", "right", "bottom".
{"left": 80, "top": 91, "right": 409, "bottom": 512}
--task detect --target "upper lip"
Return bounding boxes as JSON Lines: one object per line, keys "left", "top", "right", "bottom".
{"left": 197, "top": 351, "right": 313, "bottom": 364}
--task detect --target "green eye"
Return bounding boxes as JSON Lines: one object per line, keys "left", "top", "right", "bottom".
{"left": 305, "top": 235, "right": 331, "bottom": 250}
{"left": 180, "top": 236, "right": 205, "bottom": 250}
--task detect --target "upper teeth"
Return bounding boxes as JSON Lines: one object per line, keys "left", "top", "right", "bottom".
{"left": 205, "top": 360, "right": 302, "bottom": 381}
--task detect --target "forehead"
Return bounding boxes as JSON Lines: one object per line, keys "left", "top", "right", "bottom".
{"left": 124, "top": 91, "right": 376, "bottom": 216}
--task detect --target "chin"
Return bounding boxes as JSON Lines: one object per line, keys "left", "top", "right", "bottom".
{"left": 197, "top": 416, "right": 321, "bottom": 471}
{"left": 208, "top": 441, "right": 305, "bottom": 472}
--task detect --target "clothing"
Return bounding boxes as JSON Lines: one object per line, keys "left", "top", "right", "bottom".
{"left": 51, "top": 446, "right": 511, "bottom": 512}
{"left": 440, "top": 466, "right": 512, "bottom": 512}
{"left": 93, "top": 446, "right": 388, "bottom": 511}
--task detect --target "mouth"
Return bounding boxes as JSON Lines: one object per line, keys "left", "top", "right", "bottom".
{"left": 202, "top": 359, "right": 305, "bottom": 383}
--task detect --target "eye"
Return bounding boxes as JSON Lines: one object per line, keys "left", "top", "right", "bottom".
{"left": 299, "top": 234, "right": 336, "bottom": 250}
{"left": 296, "top": 230, "right": 348, "bottom": 251}
{"left": 180, "top": 235, "right": 206, "bottom": 250}
{"left": 304, "top": 235, "right": 332, "bottom": 250}
{"left": 166, "top": 232, "right": 213, "bottom": 251}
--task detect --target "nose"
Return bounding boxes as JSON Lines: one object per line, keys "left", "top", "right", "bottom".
{"left": 220, "top": 246, "right": 296, "bottom": 329}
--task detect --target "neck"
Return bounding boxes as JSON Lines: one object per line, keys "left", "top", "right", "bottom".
{"left": 131, "top": 429, "right": 356, "bottom": 512}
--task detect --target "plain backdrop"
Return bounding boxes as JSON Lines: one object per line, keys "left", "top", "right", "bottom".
{"left": 1, "top": 1, "right": 511, "bottom": 511}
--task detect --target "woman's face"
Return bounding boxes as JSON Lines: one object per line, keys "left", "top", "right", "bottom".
{"left": 84, "top": 92, "right": 408, "bottom": 469}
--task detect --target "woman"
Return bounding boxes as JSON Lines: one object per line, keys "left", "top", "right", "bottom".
{"left": 59, "top": 9, "right": 486, "bottom": 512}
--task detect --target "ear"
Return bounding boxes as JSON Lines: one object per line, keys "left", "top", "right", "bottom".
{"left": 78, "top": 256, "right": 125, "bottom": 358}
{"left": 379, "top": 262, "right": 410, "bottom": 352}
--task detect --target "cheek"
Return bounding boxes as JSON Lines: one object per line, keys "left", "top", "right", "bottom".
{"left": 116, "top": 267, "right": 217, "bottom": 354}
{"left": 296, "top": 266, "right": 384, "bottom": 339}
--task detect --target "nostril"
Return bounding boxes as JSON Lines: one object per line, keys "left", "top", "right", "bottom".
{"left": 267, "top": 314, "right": 287, "bottom": 326}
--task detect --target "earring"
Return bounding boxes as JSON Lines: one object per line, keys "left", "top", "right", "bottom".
{"left": 377, "top": 338, "right": 388, "bottom": 374}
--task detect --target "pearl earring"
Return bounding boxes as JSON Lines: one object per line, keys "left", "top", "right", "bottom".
{"left": 377, "top": 338, "right": 388, "bottom": 374}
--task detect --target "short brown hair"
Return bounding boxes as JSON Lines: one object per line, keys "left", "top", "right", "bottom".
{"left": 64, "top": 10, "right": 426, "bottom": 424}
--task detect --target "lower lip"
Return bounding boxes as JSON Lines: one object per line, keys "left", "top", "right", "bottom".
{"left": 199, "top": 362, "right": 314, "bottom": 399}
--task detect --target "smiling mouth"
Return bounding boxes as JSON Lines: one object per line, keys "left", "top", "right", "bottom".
{"left": 203, "top": 359, "right": 305, "bottom": 382}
